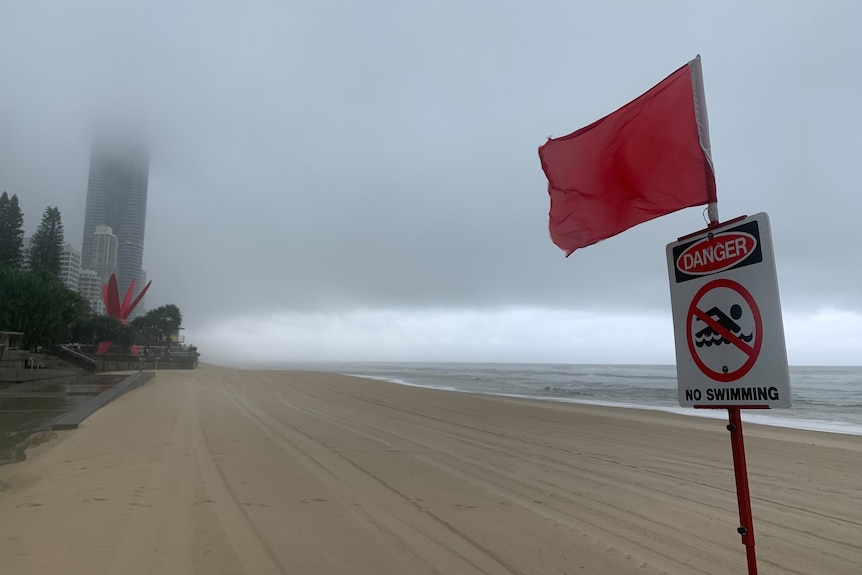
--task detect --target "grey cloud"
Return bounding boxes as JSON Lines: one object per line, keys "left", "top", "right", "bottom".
{"left": 1, "top": 1, "right": 860, "bottom": 362}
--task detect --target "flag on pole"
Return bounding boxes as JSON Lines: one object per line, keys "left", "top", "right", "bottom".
{"left": 539, "top": 55, "right": 716, "bottom": 255}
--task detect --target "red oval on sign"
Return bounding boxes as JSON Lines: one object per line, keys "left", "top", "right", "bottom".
{"left": 676, "top": 232, "right": 757, "bottom": 275}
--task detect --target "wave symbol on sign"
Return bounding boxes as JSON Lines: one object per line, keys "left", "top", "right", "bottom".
{"left": 694, "top": 304, "right": 753, "bottom": 347}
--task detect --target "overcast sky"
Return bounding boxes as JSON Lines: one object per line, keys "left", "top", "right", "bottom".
{"left": 1, "top": 1, "right": 860, "bottom": 365}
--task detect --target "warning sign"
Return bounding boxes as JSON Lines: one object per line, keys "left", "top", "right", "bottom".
{"left": 687, "top": 278, "right": 762, "bottom": 382}
{"left": 667, "top": 213, "right": 790, "bottom": 408}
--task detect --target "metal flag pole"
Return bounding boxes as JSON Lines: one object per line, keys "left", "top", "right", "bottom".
{"left": 727, "top": 407, "right": 758, "bottom": 575}
{"left": 707, "top": 202, "right": 720, "bottom": 227}
{"left": 699, "top": 209, "right": 759, "bottom": 574}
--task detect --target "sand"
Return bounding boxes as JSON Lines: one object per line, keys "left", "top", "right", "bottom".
{"left": 0, "top": 366, "right": 859, "bottom": 574}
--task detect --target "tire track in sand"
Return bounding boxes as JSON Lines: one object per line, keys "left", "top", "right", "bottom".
{"left": 192, "top": 371, "right": 287, "bottom": 575}
{"left": 215, "top": 371, "right": 526, "bottom": 575}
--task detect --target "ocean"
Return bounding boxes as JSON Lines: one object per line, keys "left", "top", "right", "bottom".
{"left": 278, "top": 363, "right": 862, "bottom": 436}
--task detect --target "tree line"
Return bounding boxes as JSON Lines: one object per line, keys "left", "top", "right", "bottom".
{"left": 70, "top": 304, "right": 183, "bottom": 351}
{"left": 1, "top": 192, "right": 66, "bottom": 274}
{"left": 0, "top": 191, "right": 183, "bottom": 351}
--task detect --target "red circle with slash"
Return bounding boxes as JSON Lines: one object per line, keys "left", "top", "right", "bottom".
{"left": 686, "top": 278, "right": 763, "bottom": 382}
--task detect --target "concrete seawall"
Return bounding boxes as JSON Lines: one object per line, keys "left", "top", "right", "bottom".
{"left": 51, "top": 372, "right": 155, "bottom": 430}
{"left": 0, "top": 367, "right": 81, "bottom": 383}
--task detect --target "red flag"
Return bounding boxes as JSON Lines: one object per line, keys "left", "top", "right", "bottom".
{"left": 539, "top": 55, "right": 716, "bottom": 255}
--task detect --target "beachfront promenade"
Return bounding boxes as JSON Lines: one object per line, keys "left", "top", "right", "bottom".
{"left": 0, "top": 366, "right": 858, "bottom": 574}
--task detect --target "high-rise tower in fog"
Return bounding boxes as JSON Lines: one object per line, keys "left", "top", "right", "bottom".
{"left": 80, "top": 133, "right": 149, "bottom": 308}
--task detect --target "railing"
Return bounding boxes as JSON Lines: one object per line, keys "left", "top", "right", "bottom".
{"left": 2, "top": 345, "right": 200, "bottom": 375}
{"left": 137, "top": 345, "right": 198, "bottom": 355}
{"left": 97, "top": 356, "right": 199, "bottom": 372}
{"left": 54, "top": 345, "right": 98, "bottom": 371}
{"left": 39, "top": 345, "right": 201, "bottom": 373}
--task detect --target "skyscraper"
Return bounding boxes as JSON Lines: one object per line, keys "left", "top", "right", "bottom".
{"left": 80, "top": 133, "right": 149, "bottom": 305}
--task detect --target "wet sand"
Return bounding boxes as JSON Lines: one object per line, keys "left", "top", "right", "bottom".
{"left": 0, "top": 365, "right": 859, "bottom": 574}
{"left": 0, "top": 373, "right": 130, "bottom": 464}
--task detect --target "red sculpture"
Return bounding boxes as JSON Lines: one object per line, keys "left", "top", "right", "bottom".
{"left": 96, "top": 273, "right": 152, "bottom": 354}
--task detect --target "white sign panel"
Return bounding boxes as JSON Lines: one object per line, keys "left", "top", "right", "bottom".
{"left": 667, "top": 213, "right": 790, "bottom": 408}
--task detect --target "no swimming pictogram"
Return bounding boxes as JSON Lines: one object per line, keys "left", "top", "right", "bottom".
{"left": 686, "top": 278, "right": 763, "bottom": 382}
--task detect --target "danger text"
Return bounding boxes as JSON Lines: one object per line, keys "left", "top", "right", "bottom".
{"left": 680, "top": 237, "right": 751, "bottom": 272}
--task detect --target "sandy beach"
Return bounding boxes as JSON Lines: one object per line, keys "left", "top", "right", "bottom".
{"left": 0, "top": 366, "right": 859, "bottom": 574}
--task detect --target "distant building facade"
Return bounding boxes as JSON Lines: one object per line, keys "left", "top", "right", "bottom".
{"left": 91, "top": 225, "right": 118, "bottom": 283}
{"left": 20, "top": 236, "right": 32, "bottom": 270}
{"left": 59, "top": 243, "right": 81, "bottom": 292}
{"left": 80, "top": 133, "right": 149, "bottom": 307}
{"left": 129, "top": 268, "right": 148, "bottom": 320}
{"left": 77, "top": 269, "right": 105, "bottom": 315}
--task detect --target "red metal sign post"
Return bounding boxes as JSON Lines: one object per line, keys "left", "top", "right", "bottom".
{"left": 727, "top": 407, "right": 757, "bottom": 575}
